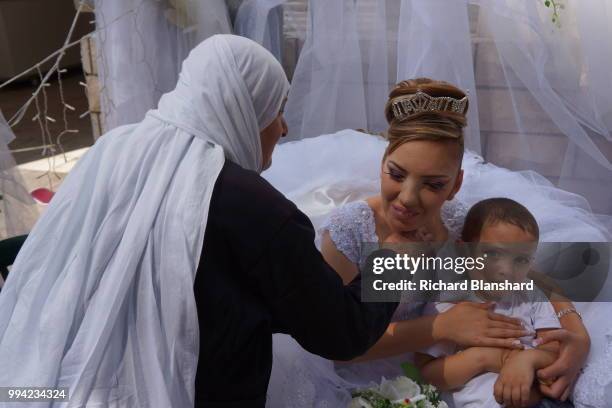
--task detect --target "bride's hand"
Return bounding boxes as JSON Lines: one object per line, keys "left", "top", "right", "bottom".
{"left": 535, "top": 329, "right": 590, "bottom": 401}
{"left": 434, "top": 302, "right": 528, "bottom": 349}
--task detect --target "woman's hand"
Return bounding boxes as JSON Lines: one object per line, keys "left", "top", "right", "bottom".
{"left": 434, "top": 302, "right": 528, "bottom": 349}
{"left": 535, "top": 328, "right": 590, "bottom": 401}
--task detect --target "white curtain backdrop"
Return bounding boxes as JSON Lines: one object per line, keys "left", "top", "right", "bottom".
{"left": 237, "top": 0, "right": 612, "bottom": 215}
{"left": 93, "top": 0, "right": 232, "bottom": 132}
{"left": 0, "top": 111, "right": 38, "bottom": 239}
{"left": 235, "top": 0, "right": 287, "bottom": 62}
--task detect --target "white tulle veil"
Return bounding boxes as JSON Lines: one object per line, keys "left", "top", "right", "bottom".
{"left": 93, "top": 0, "right": 233, "bottom": 132}
{"left": 238, "top": 0, "right": 612, "bottom": 217}
{"left": 0, "top": 111, "right": 39, "bottom": 239}
{"left": 0, "top": 34, "right": 289, "bottom": 407}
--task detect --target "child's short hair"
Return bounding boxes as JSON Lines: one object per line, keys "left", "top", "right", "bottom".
{"left": 461, "top": 197, "right": 539, "bottom": 242}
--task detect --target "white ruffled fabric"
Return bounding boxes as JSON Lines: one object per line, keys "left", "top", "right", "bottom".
{"left": 0, "top": 110, "right": 39, "bottom": 239}
{"left": 262, "top": 129, "right": 612, "bottom": 408}
{"left": 0, "top": 35, "right": 288, "bottom": 407}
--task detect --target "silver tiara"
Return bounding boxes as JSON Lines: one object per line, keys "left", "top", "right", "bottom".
{"left": 390, "top": 91, "right": 468, "bottom": 122}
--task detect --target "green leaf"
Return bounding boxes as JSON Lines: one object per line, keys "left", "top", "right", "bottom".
{"left": 545, "top": 0, "right": 551, "bottom": 6}
{"left": 400, "top": 362, "right": 422, "bottom": 383}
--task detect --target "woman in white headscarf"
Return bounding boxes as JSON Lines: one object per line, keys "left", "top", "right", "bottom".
{"left": 0, "top": 35, "right": 398, "bottom": 408}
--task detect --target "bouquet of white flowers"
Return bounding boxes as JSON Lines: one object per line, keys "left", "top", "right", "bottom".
{"left": 348, "top": 363, "right": 448, "bottom": 408}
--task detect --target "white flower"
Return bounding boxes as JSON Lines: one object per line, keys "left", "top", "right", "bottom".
{"left": 391, "top": 376, "right": 421, "bottom": 399}
{"left": 378, "top": 376, "right": 421, "bottom": 400}
{"left": 421, "top": 383, "right": 437, "bottom": 394}
{"left": 416, "top": 401, "right": 447, "bottom": 408}
{"left": 348, "top": 397, "right": 374, "bottom": 408}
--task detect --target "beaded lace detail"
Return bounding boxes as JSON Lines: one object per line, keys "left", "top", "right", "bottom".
{"left": 321, "top": 200, "right": 468, "bottom": 266}
{"left": 573, "top": 330, "right": 612, "bottom": 407}
{"left": 321, "top": 199, "right": 469, "bottom": 322}
{"left": 321, "top": 201, "right": 377, "bottom": 265}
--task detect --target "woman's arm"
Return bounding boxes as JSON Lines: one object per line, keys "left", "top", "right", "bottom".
{"left": 529, "top": 270, "right": 589, "bottom": 341}
{"left": 549, "top": 300, "right": 589, "bottom": 340}
{"left": 350, "top": 315, "right": 445, "bottom": 362}
{"left": 350, "top": 302, "right": 527, "bottom": 362}
{"left": 529, "top": 270, "right": 590, "bottom": 401}
{"left": 536, "top": 301, "right": 590, "bottom": 401}
{"left": 260, "top": 211, "right": 398, "bottom": 361}
{"left": 320, "top": 231, "right": 359, "bottom": 285}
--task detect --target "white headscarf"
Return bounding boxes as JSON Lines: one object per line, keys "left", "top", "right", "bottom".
{"left": 0, "top": 35, "right": 289, "bottom": 407}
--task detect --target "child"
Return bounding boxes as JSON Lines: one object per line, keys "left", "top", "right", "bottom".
{"left": 415, "top": 198, "right": 563, "bottom": 408}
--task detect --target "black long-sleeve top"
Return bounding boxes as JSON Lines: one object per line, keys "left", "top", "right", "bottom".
{"left": 194, "top": 160, "right": 397, "bottom": 407}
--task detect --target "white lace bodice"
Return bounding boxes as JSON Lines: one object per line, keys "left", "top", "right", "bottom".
{"left": 321, "top": 199, "right": 468, "bottom": 266}
{"left": 320, "top": 199, "right": 468, "bottom": 321}
{"left": 321, "top": 201, "right": 378, "bottom": 266}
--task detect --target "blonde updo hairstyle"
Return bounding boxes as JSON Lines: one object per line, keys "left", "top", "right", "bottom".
{"left": 384, "top": 78, "right": 468, "bottom": 164}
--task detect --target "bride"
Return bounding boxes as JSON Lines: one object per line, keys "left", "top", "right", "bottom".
{"left": 263, "top": 78, "right": 612, "bottom": 408}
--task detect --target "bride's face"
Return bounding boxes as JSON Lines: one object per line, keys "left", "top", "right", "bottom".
{"left": 380, "top": 139, "right": 463, "bottom": 234}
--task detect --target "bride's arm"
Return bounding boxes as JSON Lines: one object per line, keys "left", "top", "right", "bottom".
{"left": 548, "top": 300, "right": 588, "bottom": 341}
{"left": 528, "top": 270, "right": 590, "bottom": 401}
{"left": 538, "top": 302, "right": 589, "bottom": 400}
{"left": 529, "top": 271, "right": 589, "bottom": 342}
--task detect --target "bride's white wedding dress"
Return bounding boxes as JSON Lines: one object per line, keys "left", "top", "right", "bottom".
{"left": 262, "top": 130, "right": 612, "bottom": 408}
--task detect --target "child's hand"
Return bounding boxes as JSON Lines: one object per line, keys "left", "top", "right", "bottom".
{"left": 494, "top": 351, "right": 540, "bottom": 407}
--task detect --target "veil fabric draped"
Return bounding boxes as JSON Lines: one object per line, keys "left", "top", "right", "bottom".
{"left": 0, "top": 35, "right": 289, "bottom": 407}
{"left": 239, "top": 0, "right": 612, "bottom": 216}
{"left": 0, "top": 111, "right": 39, "bottom": 239}
{"left": 93, "top": 0, "right": 232, "bottom": 132}
{"left": 234, "top": 0, "right": 287, "bottom": 62}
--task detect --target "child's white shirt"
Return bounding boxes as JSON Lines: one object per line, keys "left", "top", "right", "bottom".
{"left": 421, "top": 289, "right": 561, "bottom": 408}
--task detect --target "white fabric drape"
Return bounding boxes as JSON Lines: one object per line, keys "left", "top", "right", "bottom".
{"left": 93, "top": 0, "right": 232, "bottom": 132}
{"left": 473, "top": 0, "right": 612, "bottom": 215}
{"left": 396, "top": 0, "right": 480, "bottom": 153}
{"left": 235, "top": 0, "right": 287, "bottom": 62}
{"left": 0, "top": 111, "right": 39, "bottom": 239}
{"left": 0, "top": 35, "right": 289, "bottom": 407}
{"left": 240, "top": 0, "right": 612, "bottom": 215}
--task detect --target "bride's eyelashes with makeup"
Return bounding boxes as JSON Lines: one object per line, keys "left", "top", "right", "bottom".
{"left": 383, "top": 163, "right": 448, "bottom": 192}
